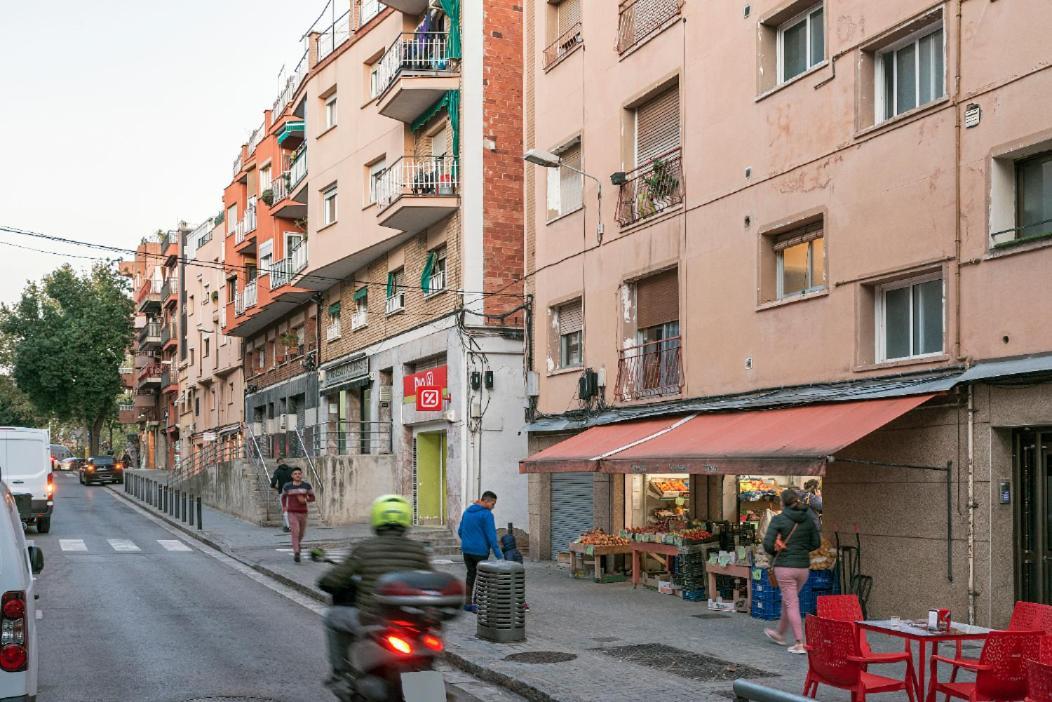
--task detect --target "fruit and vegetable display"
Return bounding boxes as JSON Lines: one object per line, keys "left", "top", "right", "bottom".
{"left": 575, "top": 528, "right": 632, "bottom": 547}
{"left": 620, "top": 526, "right": 718, "bottom": 546}
{"left": 652, "top": 478, "right": 688, "bottom": 493}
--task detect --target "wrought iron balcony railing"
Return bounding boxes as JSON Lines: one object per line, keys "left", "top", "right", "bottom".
{"left": 543, "top": 22, "right": 583, "bottom": 69}
{"left": 375, "top": 156, "right": 458, "bottom": 210}
{"left": 617, "top": 0, "right": 681, "bottom": 54}
{"left": 614, "top": 337, "right": 683, "bottom": 401}
{"left": 615, "top": 148, "right": 683, "bottom": 227}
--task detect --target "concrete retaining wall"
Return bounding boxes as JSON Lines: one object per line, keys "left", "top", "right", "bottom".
{"left": 317, "top": 454, "right": 397, "bottom": 525}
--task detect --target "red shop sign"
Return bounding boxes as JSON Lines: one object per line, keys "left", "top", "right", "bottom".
{"left": 416, "top": 386, "right": 443, "bottom": 412}
{"left": 403, "top": 364, "right": 448, "bottom": 401}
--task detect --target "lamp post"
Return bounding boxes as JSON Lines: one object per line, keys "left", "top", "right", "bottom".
{"left": 523, "top": 148, "right": 604, "bottom": 243}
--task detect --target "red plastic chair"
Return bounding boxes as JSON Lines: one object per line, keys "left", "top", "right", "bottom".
{"left": 803, "top": 615, "right": 917, "bottom": 702}
{"left": 1027, "top": 659, "right": 1052, "bottom": 702}
{"left": 949, "top": 602, "right": 1052, "bottom": 690}
{"left": 929, "top": 630, "right": 1042, "bottom": 702}
{"left": 817, "top": 594, "right": 909, "bottom": 666}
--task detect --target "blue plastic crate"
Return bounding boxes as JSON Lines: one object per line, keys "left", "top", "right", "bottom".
{"left": 751, "top": 599, "right": 782, "bottom": 621}
{"left": 809, "top": 570, "right": 836, "bottom": 589}
{"left": 751, "top": 578, "right": 780, "bottom": 595}
{"left": 682, "top": 588, "right": 706, "bottom": 602}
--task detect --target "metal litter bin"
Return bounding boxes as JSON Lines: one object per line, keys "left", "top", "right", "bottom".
{"left": 475, "top": 560, "right": 526, "bottom": 642}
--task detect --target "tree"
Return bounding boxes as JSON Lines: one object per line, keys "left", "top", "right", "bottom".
{"left": 0, "top": 375, "right": 46, "bottom": 426}
{"left": 1, "top": 264, "right": 133, "bottom": 455}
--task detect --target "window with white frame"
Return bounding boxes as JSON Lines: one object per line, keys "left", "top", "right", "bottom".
{"left": 352, "top": 288, "right": 369, "bottom": 329}
{"left": 774, "top": 221, "right": 826, "bottom": 298}
{"left": 877, "top": 24, "right": 944, "bottom": 122}
{"left": 556, "top": 299, "right": 583, "bottom": 368}
{"left": 385, "top": 269, "right": 405, "bottom": 314}
{"left": 424, "top": 246, "right": 447, "bottom": 295}
{"left": 326, "top": 303, "right": 341, "bottom": 341}
{"left": 259, "top": 165, "right": 272, "bottom": 194}
{"left": 1016, "top": 151, "right": 1052, "bottom": 242}
{"left": 368, "top": 159, "right": 386, "bottom": 205}
{"left": 226, "top": 205, "right": 237, "bottom": 236}
{"left": 876, "top": 274, "right": 944, "bottom": 362}
{"left": 258, "top": 240, "right": 273, "bottom": 277}
{"left": 322, "top": 185, "right": 338, "bottom": 225}
{"left": 546, "top": 140, "right": 583, "bottom": 221}
{"left": 324, "top": 93, "right": 338, "bottom": 130}
{"left": 778, "top": 3, "right": 823, "bottom": 83}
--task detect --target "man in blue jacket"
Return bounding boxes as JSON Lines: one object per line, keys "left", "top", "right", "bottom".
{"left": 457, "top": 490, "right": 502, "bottom": 613}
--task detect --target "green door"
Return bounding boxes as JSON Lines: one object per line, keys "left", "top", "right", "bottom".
{"left": 415, "top": 432, "right": 446, "bottom": 525}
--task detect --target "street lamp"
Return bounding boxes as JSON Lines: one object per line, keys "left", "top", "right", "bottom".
{"left": 523, "top": 148, "right": 604, "bottom": 242}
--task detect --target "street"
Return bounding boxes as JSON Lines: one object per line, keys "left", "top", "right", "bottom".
{"left": 31, "top": 472, "right": 512, "bottom": 702}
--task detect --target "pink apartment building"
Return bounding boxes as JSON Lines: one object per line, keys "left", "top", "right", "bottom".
{"left": 521, "top": 0, "right": 1052, "bottom": 625}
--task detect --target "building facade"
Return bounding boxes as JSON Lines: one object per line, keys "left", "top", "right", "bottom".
{"left": 222, "top": 0, "right": 528, "bottom": 532}
{"left": 522, "top": 0, "right": 1052, "bottom": 625}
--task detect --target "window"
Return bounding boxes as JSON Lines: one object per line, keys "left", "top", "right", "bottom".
{"left": 424, "top": 246, "right": 447, "bottom": 295}
{"left": 385, "top": 269, "right": 405, "bottom": 314}
{"left": 431, "top": 125, "right": 450, "bottom": 160}
{"left": 327, "top": 303, "right": 341, "bottom": 341}
{"left": 1016, "top": 151, "right": 1052, "bottom": 242}
{"left": 322, "top": 186, "right": 338, "bottom": 225}
{"left": 203, "top": 337, "right": 210, "bottom": 359}
{"left": 285, "top": 232, "right": 304, "bottom": 258}
{"left": 616, "top": 269, "right": 681, "bottom": 400}
{"left": 226, "top": 205, "right": 237, "bottom": 236}
{"left": 352, "top": 288, "right": 368, "bottom": 329}
{"left": 227, "top": 278, "right": 236, "bottom": 304}
{"left": 556, "top": 299, "right": 583, "bottom": 368}
{"left": 258, "top": 240, "right": 273, "bottom": 277}
{"left": 368, "top": 159, "right": 386, "bottom": 205}
{"left": 876, "top": 275, "right": 944, "bottom": 361}
{"left": 195, "top": 396, "right": 200, "bottom": 417}
{"left": 255, "top": 347, "right": 265, "bottom": 370}
{"left": 634, "top": 85, "right": 680, "bottom": 168}
{"left": 877, "top": 24, "right": 944, "bottom": 122}
{"left": 324, "top": 93, "right": 338, "bottom": 130}
{"left": 775, "top": 222, "right": 826, "bottom": 298}
{"left": 544, "top": 0, "right": 582, "bottom": 68}
{"left": 187, "top": 295, "right": 195, "bottom": 316}
{"left": 546, "top": 140, "right": 583, "bottom": 220}
{"left": 259, "top": 165, "right": 272, "bottom": 195}
{"left": 778, "top": 4, "right": 823, "bottom": 83}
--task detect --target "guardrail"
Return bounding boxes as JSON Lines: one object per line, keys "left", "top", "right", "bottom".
{"left": 617, "top": 0, "right": 681, "bottom": 54}
{"left": 315, "top": 421, "right": 393, "bottom": 456}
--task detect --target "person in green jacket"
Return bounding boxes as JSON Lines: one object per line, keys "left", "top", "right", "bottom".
{"left": 762, "top": 489, "right": 821, "bottom": 654}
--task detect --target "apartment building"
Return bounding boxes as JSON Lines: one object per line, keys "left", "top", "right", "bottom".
{"left": 223, "top": 0, "right": 527, "bottom": 531}
{"left": 521, "top": 0, "right": 1052, "bottom": 625}
{"left": 178, "top": 219, "right": 244, "bottom": 472}
{"left": 118, "top": 240, "right": 161, "bottom": 467}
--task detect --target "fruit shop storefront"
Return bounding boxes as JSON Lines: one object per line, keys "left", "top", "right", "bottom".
{"left": 521, "top": 394, "right": 935, "bottom": 610}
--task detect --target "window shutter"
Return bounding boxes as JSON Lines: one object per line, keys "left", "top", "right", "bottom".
{"left": 328, "top": 302, "right": 341, "bottom": 316}
{"left": 547, "top": 165, "right": 561, "bottom": 219}
{"left": 558, "top": 0, "right": 581, "bottom": 34}
{"left": 635, "top": 269, "right": 679, "bottom": 330}
{"left": 558, "top": 300, "right": 583, "bottom": 336}
{"left": 420, "top": 251, "right": 437, "bottom": 291}
{"left": 773, "top": 221, "right": 824, "bottom": 252}
{"left": 635, "top": 86, "right": 680, "bottom": 166}
{"left": 560, "top": 142, "right": 583, "bottom": 213}
{"left": 353, "top": 287, "right": 368, "bottom": 301}
{"left": 386, "top": 272, "right": 395, "bottom": 297}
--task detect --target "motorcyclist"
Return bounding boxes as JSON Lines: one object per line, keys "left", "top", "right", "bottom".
{"left": 318, "top": 494, "right": 432, "bottom": 692}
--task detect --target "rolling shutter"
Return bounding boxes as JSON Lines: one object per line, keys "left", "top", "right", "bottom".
{"left": 635, "top": 269, "right": 679, "bottom": 330}
{"left": 635, "top": 86, "right": 680, "bottom": 167}
{"left": 549, "top": 0, "right": 581, "bottom": 42}
{"left": 559, "top": 142, "right": 583, "bottom": 213}
{"left": 558, "top": 299, "right": 583, "bottom": 336}
{"left": 550, "top": 472, "right": 594, "bottom": 559}
{"left": 773, "top": 221, "right": 824, "bottom": 252}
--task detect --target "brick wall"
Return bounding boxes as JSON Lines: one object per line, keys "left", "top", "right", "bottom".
{"left": 244, "top": 302, "right": 318, "bottom": 390}
{"left": 482, "top": 1, "right": 525, "bottom": 326}
{"left": 523, "top": 0, "right": 537, "bottom": 368}
{"left": 320, "top": 211, "right": 462, "bottom": 366}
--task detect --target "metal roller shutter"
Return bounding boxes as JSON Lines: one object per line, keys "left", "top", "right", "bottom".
{"left": 635, "top": 86, "right": 680, "bottom": 167}
{"left": 549, "top": 472, "right": 594, "bottom": 559}
{"left": 636, "top": 268, "right": 679, "bottom": 330}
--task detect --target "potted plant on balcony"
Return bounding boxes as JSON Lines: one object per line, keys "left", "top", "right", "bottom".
{"left": 260, "top": 188, "right": 274, "bottom": 207}
{"left": 643, "top": 157, "right": 679, "bottom": 213}
{"left": 279, "top": 332, "right": 299, "bottom": 351}
{"left": 211, "top": 290, "right": 219, "bottom": 303}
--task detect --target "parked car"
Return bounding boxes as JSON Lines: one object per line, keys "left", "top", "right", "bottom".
{"left": 58, "top": 457, "right": 84, "bottom": 472}
{"left": 0, "top": 481, "right": 44, "bottom": 702}
{"left": 0, "top": 428, "right": 54, "bottom": 533}
{"left": 79, "top": 456, "right": 124, "bottom": 485}
{"left": 48, "top": 443, "right": 71, "bottom": 471}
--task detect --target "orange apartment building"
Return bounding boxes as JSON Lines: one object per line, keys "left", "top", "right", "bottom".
{"left": 117, "top": 239, "right": 161, "bottom": 466}
{"left": 521, "top": 0, "right": 1052, "bottom": 625}
{"left": 222, "top": 0, "right": 527, "bottom": 530}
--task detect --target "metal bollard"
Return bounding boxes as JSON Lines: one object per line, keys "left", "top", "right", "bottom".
{"left": 196, "top": 497, "right": 203, "bottom": 531}
{"left": 188, "top": 495, "right": 194, "bottom": 526}
{"left": 181, "top": 491, "right": 187, "bottom": 522}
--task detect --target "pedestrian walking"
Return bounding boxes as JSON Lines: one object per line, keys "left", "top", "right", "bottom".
{"left": 270, "top": 462, "right": 295, "bottom": 533}
{"left": 762, "top": 489, "right": 821, "bottom": 654}
{"left": 281, "top": 468, "right": 315, "bottom": 562}
{"left": 801, "top": 479, "right": 823, "bottom": 531}
{"left": 457, "top": 491, "right": 502, "bottom": 613}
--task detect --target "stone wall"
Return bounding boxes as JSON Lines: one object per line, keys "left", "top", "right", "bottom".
{"left": 316, "top": 454, "right": 398, "bottom": 525}
{"left": 176, "top": 459, "right": 269, "bottom": 525}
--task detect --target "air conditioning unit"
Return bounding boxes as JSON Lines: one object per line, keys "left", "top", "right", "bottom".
{"left": 378, "top": 385, "right": 393, "bottom": 404}
{"left": 279, "top": 414, "right": 288, "bottom": 430}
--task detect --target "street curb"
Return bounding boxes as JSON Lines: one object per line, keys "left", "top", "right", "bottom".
{"left": 107, "top": 485, "right": 553, "bottom": 702}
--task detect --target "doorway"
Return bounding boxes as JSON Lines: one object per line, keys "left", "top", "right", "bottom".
{"left": 1015, "top": 429, "right": 1052, "bottom": 603}
{"left": 414, "top": 431, "right": 447, "bottom": 525}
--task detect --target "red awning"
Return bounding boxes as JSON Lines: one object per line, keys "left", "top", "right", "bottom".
{"left": 520, "top": 395, "right": 934, "bottom": 476}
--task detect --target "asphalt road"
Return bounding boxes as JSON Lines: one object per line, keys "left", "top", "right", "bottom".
{"left": 30, "top": 472, "right": 516, "bottom": 702}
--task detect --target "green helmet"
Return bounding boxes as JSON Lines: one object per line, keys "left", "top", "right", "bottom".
{"left": 370, "top": 494, "right": 412, "bottom": 531}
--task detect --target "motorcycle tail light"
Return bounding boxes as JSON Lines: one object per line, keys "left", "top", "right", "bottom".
{"left": 421, "top": 633, "right": 444, "bottom": 652}
{"left": 383, "top": 634, "right": 414, "bottom": 655}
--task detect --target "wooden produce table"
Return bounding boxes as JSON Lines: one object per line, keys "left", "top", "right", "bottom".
{"left": 569, "top": 542, "right": 632, "bottom": 582}
{"left": 629, "top": 541, "right": 713, "bottom": 589}
{"left": 705, "top": 563, "right": 753, "bottom": 611}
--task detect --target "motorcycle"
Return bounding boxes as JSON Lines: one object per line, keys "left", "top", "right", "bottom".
{"left": 313, "top": 549, "right": 465, "bottom": 702}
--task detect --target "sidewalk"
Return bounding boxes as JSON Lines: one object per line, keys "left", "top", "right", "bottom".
{"left": 110, "top": 483, "right": 923, "bottom": 702}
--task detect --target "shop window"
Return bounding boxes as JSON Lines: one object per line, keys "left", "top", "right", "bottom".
{"left": 546, "top": 139, "right": 583, "bottom": 221}
{"left": 876, "top": 23, "right": 944, "bottom": 122}
{"left": 778, "top": 3, "right": 823, "bottom": 83}
{"left": 554, "top": 299, "right": 583, "bottom": 369}
{"left": 875, "top": 274, "right": 943, "bottom": 362}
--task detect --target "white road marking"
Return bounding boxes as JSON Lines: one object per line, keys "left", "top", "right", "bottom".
{"left": 59, "top": 539, "right": 87, "bottom": 552}
{"left": 107, "top": 539, "right": 140, "bottom": 552}
{"left": 158, "top": 540, "right": 192, "bottom": 552}
{"left": 35, "top": 610, "right": 43, "bottom": 620}
{"left": 275, "top": 548, "right": 294, "bottom": 553}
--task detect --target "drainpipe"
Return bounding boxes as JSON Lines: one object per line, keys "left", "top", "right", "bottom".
{"left": 967, "top": 384, "right": 977, "bottom": 624}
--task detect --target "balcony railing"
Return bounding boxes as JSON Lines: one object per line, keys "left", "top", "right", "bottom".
{"left": 248, "top": 122, "right": 264, "bottom": 153}
{"left": 234, "top": 218, "right": 247, "bottom": 245}
{"left": 543, "top": 22, "right": 583, "bottom": 69}
{"left": 615, "top": 148, "right": 684, "bottom": 227}
{"left": 160, "top": 370, "right": 174, "bottom": 390}
{"left": 233, "top": 152, "right": 243, "bottom": 177}
{"left": 272, "top": 172, "right": 289, "bottom": 203}
{"left": 139, "top": 322, "right": 162, "bottom": 343}
{"left": 376, "top": 156, "right": 458, "bottom": 210}
{"left": 351, "top": 309, "right": 368, "bottom": 330}
{"left": 138, "top": 363, "right": 163, "bottom": 380}
{"left": 244, "top": 280, "right": 258, "bottom": 309}
{"left": 316, "top": 420, "right": 393, "bottom": 457}
{"left": 273, "top": 50, "right": 308, "bottom": 116}
{"left": 617, "top": 0, "right": 681, "bottom": 54}
{"left": 615, "top": 337, "right": 683, "bottom": 401}
{"left": 270, "top": 244, "right": 307, "bottom": 289}
{"left": 288, "top": 146, "right": 307, "bottom": 190}
{"left": 318, "top": 10, "right": 352, "bottom": 63}
{"left": 245, "top": 199, "right": 258, "bottom": 234}
{"left": 160, "top": 324, "right": 174, "bottom": 347}
{"left": 373, "top": 32, "right": 452, "bottom": 99}
{"left": 359, "top": 0, "right": 385, "bottom": 28}
{"left": 160, "top": 279, "right": 173, "bottom": 302}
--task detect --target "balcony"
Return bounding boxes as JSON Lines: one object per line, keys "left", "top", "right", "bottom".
{"left": 161, "top": 324, "right": 177, "bottom": 351}
{"left": 161, "top": 370, "right": 177, "bottom": 395}
{"left": 374, "top": 33, "right": 459, "bottom": 124}
{"left": 617, "top": 0, "right": 681, "bottom": 54}
{"left": 161, "top": 279, "right": 177, "bottom": 309}
{"left": 382, "top": 0, "right": 426, "bottom": 13}
{"left": 615, "top": 148, "right": 684, "bottom": 228}
{"left": 272, "top": 147, "right": 308, "bottom": 220}
{"left": 614, "top": 337, "right": 683, "bottom": 401}
{"left": 137, "top": 363, "right": 163, "bottom": 390}
{"left": 544, "top": 22, "right": 583, "bottom": 69}
{"left": 138, "top": 322, "right": 162, "bottom": 349}
{"left": 137, "top": 280, "right": 162, "bottom": 313}
{"left": 376, "top": 156, "right": 458, "bottom": 233}
{"left": 235, "top": 280, "right": 258, "bottom": 317}
{"left": 133, "top": 394, "right": 157, "bottom": 409}
{"left": 270, "top": 244, "right": 308, "bottom": 290}
{"left": 118, "top": 403, "right": 138, "bottom": 425}
{"left": 317, "top": 10, "right": 352, "bottom": 63}
{"left": 273, "top": 52, "right": 307, "bottom": 117}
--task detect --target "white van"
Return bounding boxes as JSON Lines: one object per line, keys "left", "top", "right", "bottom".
{"left": 0, "top": 481, "right": 43, "bottom": 701}
{"left": 0, "top": 429, "right": 54, "bottom": 534}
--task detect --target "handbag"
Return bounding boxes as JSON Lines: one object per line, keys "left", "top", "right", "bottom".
{"left": 767, "top": 522, "right": 800, "bottom": 588}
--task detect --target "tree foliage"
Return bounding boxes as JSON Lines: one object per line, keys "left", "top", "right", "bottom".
{"left": 0, "top": 375, "right": 46, "bottom": 426}
{"left": 0, "top": 264, "right": 133, "bottom": 453}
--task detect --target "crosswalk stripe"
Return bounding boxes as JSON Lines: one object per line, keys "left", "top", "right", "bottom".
{"left": 59, "top": 539, "right": 87, "bottom": 552}
{"left": 158, "top": 540, "right": 192, "bottom": 552}
{"left": 107, "top": 539, "right": 140, "bottom": 552}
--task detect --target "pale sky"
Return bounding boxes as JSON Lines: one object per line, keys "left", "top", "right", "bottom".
{"left": 0, "top": 0, "right": 326, "bottom": 304}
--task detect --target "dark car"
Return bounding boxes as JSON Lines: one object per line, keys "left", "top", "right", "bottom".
{"left": 59, "top": 457, "right": 84, "bottom": 472}
{"left": 79, "top": 456, "right": 124, "bottom": 485}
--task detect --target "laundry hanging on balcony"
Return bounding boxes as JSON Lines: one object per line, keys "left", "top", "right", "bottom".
{"left": 411, "top": 89, "right": 459, "bottom": 159}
